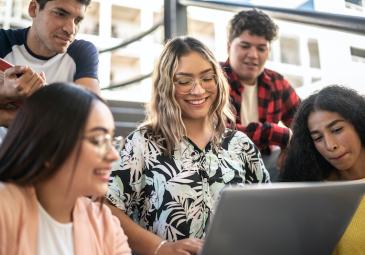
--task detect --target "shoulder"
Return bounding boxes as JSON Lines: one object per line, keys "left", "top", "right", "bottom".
{"left": 125, "top": 128, "right": 149, "bottom": 142}
{"left": 260, "top": 68, "right": 293, "bottom": 89}
{"left": 0, "top": 183, "right": 37, "bottom": 221}
{"left": 66, "top": 39, "right": 98, "bottom": 66}
{"left": 220, "top": 129, "right": 256, "bottom": 149}
{"left": 0, "top": 28, "right": 27, "bottom": 57}
{"left": 76, "top": 197, "right": 114, "bottom": 220}
{"left": 0, "top": 28, "right": 27, "bottom": 44}
{"left": 0, "top": 182, "right": 27, "bottom": 200}
{"left": 67, "top": 39, "right": 98, "bottom": 56}
{"left": 223, "top": 128, "right": 251, "bottom": 142}
{"left": 75, "top": 197, "right": 125, "bottom": 235}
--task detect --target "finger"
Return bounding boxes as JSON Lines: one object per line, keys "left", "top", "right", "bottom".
{"left": 39, "top": 71, "right": 47, "bottom": 83}
{"left": 4, "top": 66, "right": 26, "bottom": 78}
{"left": 25, "top": 74, "right": 43, "bottom": 95}
{"left": 186, "top": 241, "right": 204, "bottom": 253}
{"left": 16, "top": 70, "right": 35, "bottom": 91}
{"left": 177, "top": 250, "right": 191, "bottom": 255}
{"left": 29, "top": 78, "right": 44, "bottom": 95}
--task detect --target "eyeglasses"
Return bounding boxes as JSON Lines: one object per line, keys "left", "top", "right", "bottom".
{"left": 84, "top": 134, "right": 124, "bottom": 158}
{"left": 174, "top": 73, "right": 216, "bottom": 94}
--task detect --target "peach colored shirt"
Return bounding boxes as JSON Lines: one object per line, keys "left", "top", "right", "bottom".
{"left": 0, "top": 183, "right": 131, "bottom": 255}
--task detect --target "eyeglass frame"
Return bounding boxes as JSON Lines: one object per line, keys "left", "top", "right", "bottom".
{"left": 83, "top": 134, "right": 124, "bottom": 158}
{"left": 173, "top": 72, "right": 217, "bottom": 95}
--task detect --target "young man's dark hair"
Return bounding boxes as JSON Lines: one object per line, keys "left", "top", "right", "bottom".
{"left": 228, "top": 9, "right": 278, "bottom": 42}
{"left": 36, "top": 0, "right": 91, "bottom": 10}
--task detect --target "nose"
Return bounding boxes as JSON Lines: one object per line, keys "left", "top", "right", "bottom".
{"left": 189, "top": 79, "right": 205, "bottom": 95}
{"left": 324, "top": 134, "right": 338, "bottom": 151}
{"left": 105, "top": 146, "right": 120, "bottom": 162}
{"left": 63, "top": 18, "right": 76, "bottom": 35}
{"left": 247, "top": 47, "right": 258, "bottom": 58}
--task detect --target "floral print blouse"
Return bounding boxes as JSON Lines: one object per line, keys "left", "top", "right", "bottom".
{"left": 107, "top": 128, "right": 270, "bottom": 241}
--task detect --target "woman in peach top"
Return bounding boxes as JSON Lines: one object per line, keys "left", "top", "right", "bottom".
{"left": 0, "top": 83, "right": 131, "bottom": 255}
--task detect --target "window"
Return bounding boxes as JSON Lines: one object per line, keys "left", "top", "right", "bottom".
{"left": 79, "top": 1, "right": 99, "bottom": 36}
{"left": 284, "top": 74, "right": 303, "bottom": 88}
{"left": 351, "top": 47, "right": 365, "bottom": 63}
{"left": 345, "top": 0, "right": 363, "bottom": 11}
{"left": 111, "top": 6, "right": 140, "bottom": 39}
{"left": 308, "top": 39, "right": 321, "bottom": 68}
{"left": 110, "top": 54, "right": 140, "bottom": 84}
{"left": 280, "top": 36, "right": 300, "bottom": 65}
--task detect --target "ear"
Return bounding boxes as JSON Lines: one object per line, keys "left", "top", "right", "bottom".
{"left": 28, "top": 0, "right": 38, "bottom": 18}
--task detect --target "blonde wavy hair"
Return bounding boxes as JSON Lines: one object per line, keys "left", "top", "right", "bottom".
{"left": 141, "top": 36, "right": 235, "bottom": 154}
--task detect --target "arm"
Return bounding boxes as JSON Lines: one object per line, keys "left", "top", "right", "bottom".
{"left": 234, "top": 131, "right": 270, "bottom": 183}
{"left": 74, "top": 77, "right": 100, "bottom": 95}
{"left": 236, "top": 80, "right": 300, "bottom": 150}
{"left": 107, "top": 131, "right": 203, "bottom": 255}
{"left": 106, "top": 202, "right": 163, "bottom": 255}
{"left": 71, "top": 40, "right": 100, "bottom": 95}
{"left": 107, "top": 202, "right": 203, "bottom": 255}
{"left": 237, "top": 122, "right": 291, "bottom": 150}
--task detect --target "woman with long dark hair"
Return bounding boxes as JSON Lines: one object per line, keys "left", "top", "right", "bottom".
{"left": 0, "top": 83, "right": 131, "bottom": 255}
{"left": 281, "top": 85, "right": 365, "bottom": 254}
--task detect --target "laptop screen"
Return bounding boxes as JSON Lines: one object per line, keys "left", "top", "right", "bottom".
{"left": 201, "top": 181, "right": 365, "bottom": 255}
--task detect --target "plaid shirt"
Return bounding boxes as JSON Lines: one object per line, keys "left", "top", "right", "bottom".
{"left": 221, "top": 61, "right": 300, "bottom": 154}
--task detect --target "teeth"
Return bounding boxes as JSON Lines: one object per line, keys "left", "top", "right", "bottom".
{"left": 189, "top": 98, "right": 205, "bottom": 105}
{"left": 94, "top": 169, "right": 109, "bottom": 176}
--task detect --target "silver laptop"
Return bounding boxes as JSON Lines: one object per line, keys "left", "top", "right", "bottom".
{"left": 201, "top": 181, "right": 365, "bottom": 255}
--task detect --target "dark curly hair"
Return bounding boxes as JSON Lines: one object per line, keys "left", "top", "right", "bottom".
{"left": 280, "top": 85, "right": 365, "bottom": 181}
{"left": 228, "top": 9, "right": 278, "bottom": 42}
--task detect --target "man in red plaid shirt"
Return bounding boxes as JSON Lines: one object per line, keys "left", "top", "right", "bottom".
{"left": 221, "top": 9, "right": 300, "bottom": 180}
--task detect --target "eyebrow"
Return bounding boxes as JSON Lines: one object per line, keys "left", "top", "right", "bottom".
{"left": 239, "top": 41, "right": 268, "bottom": 47}
{"left": 175, "top": 68, "right": 214, "bottom": 77}
{"left": 86, "top": 127, "right": 109, "bottom": 134}
{"left": 53, "top": 7, "right": 84, "bottom": 20}
{"left": 309, "top": 119, "right": 345, "bottom": 135}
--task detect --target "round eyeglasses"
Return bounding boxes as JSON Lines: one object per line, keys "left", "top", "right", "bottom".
{"left": 174, "top": 73, "right": 217, "bottom": 95}
{"left": 84, "top": 134, "right": 124, "bottom": 158}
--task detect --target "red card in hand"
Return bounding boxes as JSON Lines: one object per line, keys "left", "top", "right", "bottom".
{"left": 0, "top": 58, "right": 14, "bottom": 72}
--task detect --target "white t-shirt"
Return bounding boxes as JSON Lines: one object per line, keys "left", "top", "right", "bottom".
{"left": 37, "top": 202, "right": 74, "bottom": 255}
{"left": 240, "top": 83, "right": 259, "bottom": 126}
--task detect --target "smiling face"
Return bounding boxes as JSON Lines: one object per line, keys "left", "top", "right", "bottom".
{"left": 27, "top": 0, "right": 86, "bottom": 57}
{"left": 228, "top": 30, "right": 270, "bottom": 85}
{"left": 61, "top": 100, "right": 119, "bottom": 197}
{"left": 174, "top": 51, "right": 218, "bottom": 123}
{"left": 308, "top": 110, "right": 365, "bottom": 180}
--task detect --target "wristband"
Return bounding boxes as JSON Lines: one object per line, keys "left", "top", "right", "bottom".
{"left": 153, "top": 240, "right": 168, "bottom": 255}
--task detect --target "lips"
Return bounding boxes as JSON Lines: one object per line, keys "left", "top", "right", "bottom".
{"left": 94, "top": 168, "right": 111, "bottom": 182}
{"left": 329, "top": 152, "right": 347, "bottom": 161}
{"left": 55, "top": 35, "right": 72, "bottom": 44}
{"left": 242, "top": 61, "right": 259, "bottom": 69}
{"left": 186, "top": 97, "right": 207, "bottom": 105}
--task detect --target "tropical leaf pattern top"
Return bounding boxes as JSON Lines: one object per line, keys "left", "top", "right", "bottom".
{"left": 107, "top": 128, "right": 270, "bottom": 241}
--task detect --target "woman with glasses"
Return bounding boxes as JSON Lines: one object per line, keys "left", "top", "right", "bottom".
{"left": 107, "top": 37, "right": 270, "bottom": 255}
{"left": 0, "top": 83, "right": 131, "bottom": 255}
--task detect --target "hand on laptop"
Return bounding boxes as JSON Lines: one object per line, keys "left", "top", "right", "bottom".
{"left": 157, "top": 238, "right": 204, "bottom": 255}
